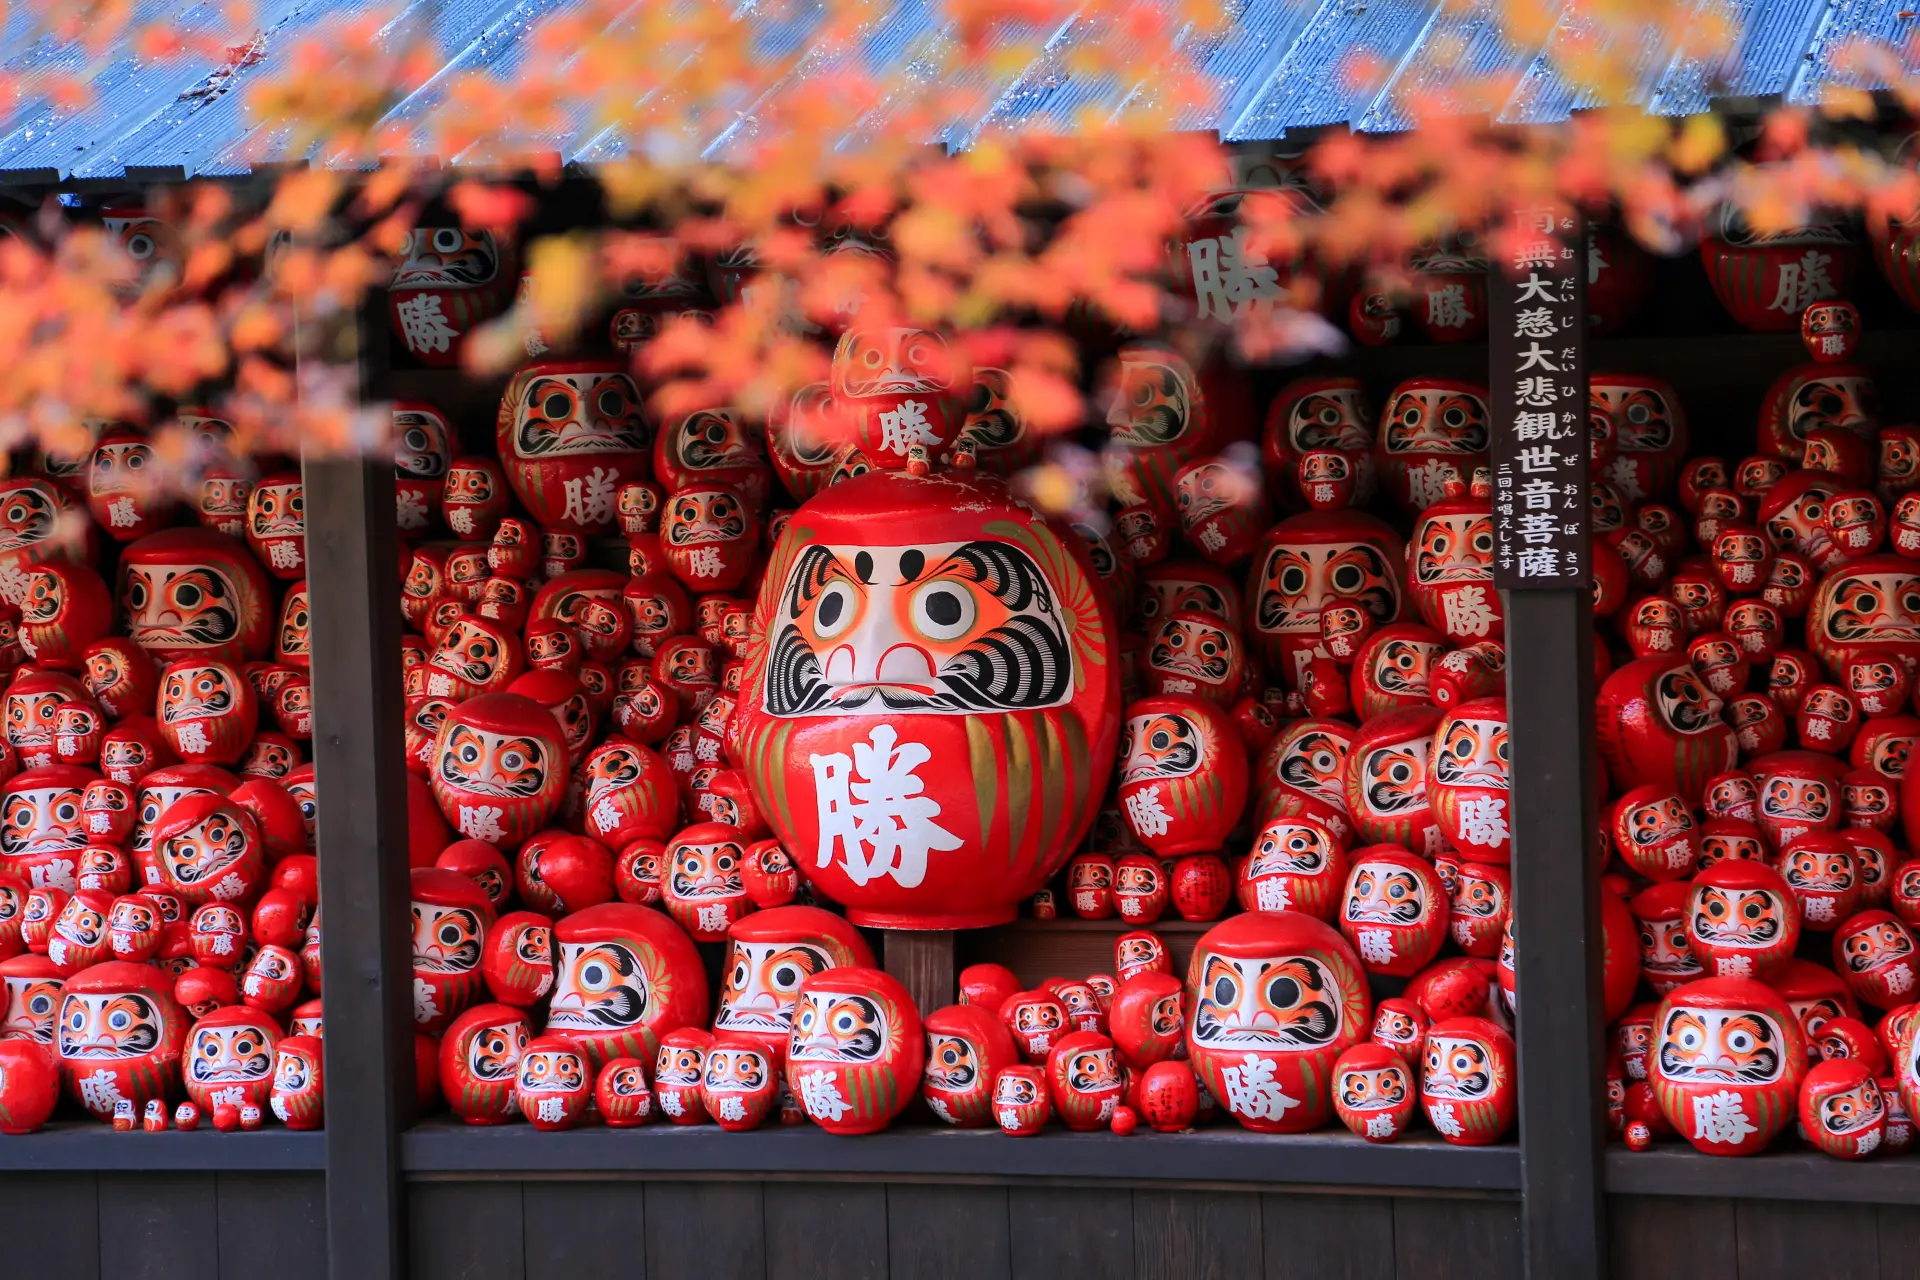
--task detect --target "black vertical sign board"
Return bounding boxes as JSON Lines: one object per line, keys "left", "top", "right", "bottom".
{"left": 1491, "top": 208, "right": 1589, "bottom": 588}
{"left": 1493, "top": 206, "right": 1606, "bottom": 1280}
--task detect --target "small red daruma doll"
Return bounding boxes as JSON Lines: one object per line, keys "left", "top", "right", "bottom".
{"left": 922, "top": 1003, "right": 1019, "bottom": 1128}
{"left": 1001, "top": 988, "right": 1069, "bottom": 1063}
{"left": 786, "top": 967, "right": 923, "bottom": 1136}
{"left": 19, "top": 561, "right": 112, "bottom": 672}
{"left": 1114, "top": 854, "right": 1170, "bottom": 924}
{"left": 409, "top": 867, "right": 495, "bottom": 1033}
{"left": 595, "top": 1057, "right": 653, "bottom": 1127}
{"left": 1595, "top": 656, "right": 1738, "bottom": 799}
{"left": 429, "top": 693, "right": 569, "bottom": 848}
{"left": 1237, "top": 816, "right": 1347, "bottom": 919}
{"left": 1421, "top": 1016, "right": 1515, "bottom": 1145}
{"left": 991, "top": 1063, "right": 1051, "bottom": 1135}
{"left": 699, "top": 1033, "right": 780, "bottom": 1132}
{"left": 1652, "top": 977, "right": 1806, "bottom": 1156}
{"left": 440, "top": 1003, "right": 533, "bottom": 1125}
{"left": 152, "top": 796, "right": 264, "bottom": 907}
{"left": 660, "top": 823, "right": 751, "bottom": 943}
{"left": 156, "top": 660, "right": 256, "bottom": 766}
{"left": 422, "top": 615, "right": 525, "bottom": 703}
{"left": 1045, "top": 1030, "right": 1125, "bottom": 1131}
{"left": 660, "top": 486, "right": 758, "bottom": 593}
{"left": 1066, "top": 851, "right": 1115, "bottom": 919}
{"left": 1332, "top": 1041, "right": 1417, "bottom": 1142}
{"left": 82, "top": 639, "right": 160, "bottom": 723}
{"left": 515, "top": 1034, "right": 592, "bottom": 1131}
{"left": 1448, "top": 862, "right": 1511, "bottom": 959}
{"left": 1834, "top": 910, "right": 1920, "bottom": 1009}
{"left": 182, "top": 1004, "right": 281, "bottom": 1116}
{"left": 1610, "top": 786, "right": 1699, "bottom": 882}
{"left": 1631, "top": 882, "right": 1705, "bottom": 996}
{"left": 54, "top": 704, "right": 105, "bottom": 770}
{"left": 1184, "top": 912, "right": 1371, "bottom": 1133}
{"left": 545, "top": 903, "right": 708, "bottom": 1068}
{"left": 56, "top": 960, "right": 189, "bottom": 1121}
{"left": 712, "top": 905, "right": 875, "bottom": 1059}
{"left": 1173, "top": 456, "right": 1267, "bottom": 566}
{"left": 1107, "top": 970, "right": 1184, "bottom": 1072}
{"left": 481, "top": 910, "right": 554, "bottom": 1008}
{"left": 652, "top": 1027, "right": 711, "bottom": 1124}
{"left": 245, "top": 472, "right": 306, "bottom": 579}
{"left": 1340, "top": 847, "right": 1448, "bottom": 978}
{"left": 269, "top": 1034, "right": 324, "bottom": 1130}
{"left": 1801, "top": 1056, "right": 1886, "bottom": 1158}
{"left": 1370, "top": 998, "right": 1429, "bottom": 1067}
{"left": 1426, "top": 697, "right": 1511, "bottom": 863}
{"left": 45, "top": 889, "right": 113, "bottom": 976}
{"left": 1687, "top": 860, "right": 1801, "bottom": 981}
{"left": 1779, "top": 832, "right": 1860, "bottom": 931}
{"left": 1115, "top": 695, "right": 1248, "bottom": 857}
{"left": 1344, "top": 706, "right": 1446, "bottom": 855}
{"left": 578, "top": 738, "right": 678, "bottom": 848}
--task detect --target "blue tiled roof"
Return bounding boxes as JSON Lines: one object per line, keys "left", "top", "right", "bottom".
{"left": 0, "top": 0, "right": 1912, "bottom": 182}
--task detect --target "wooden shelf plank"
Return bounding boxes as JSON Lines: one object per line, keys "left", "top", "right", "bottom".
{"left": 401, "top": 1117, "right": 1520, "bottom": 1189}
{"left": 1605, "top": 1146, "right": 1920, "bottom": 1206}
{"left": 0, "top": 1122, "right": 325, "bottom": 1171}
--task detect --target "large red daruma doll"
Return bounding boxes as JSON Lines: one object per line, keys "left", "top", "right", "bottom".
{"left": 1807, "top": 555, "right": 1920, "bottom": 683}
{"left": 1651, "top": 976, "right": 1806, "bottom": 1155}
{"left": 495, "top": 361, "right": 652, "bottom": 535}
{"left": 1184, "top": 912, "right": 1370, "bottom": 1133}
{"left": 117, "top": 530, "right": 273, "bottom": 664}
{"left": 736, "top": 469, "right": 1119, "bottom": 930}
{"left": 1246, "top": 511, "right": 1404, "bottom": 691}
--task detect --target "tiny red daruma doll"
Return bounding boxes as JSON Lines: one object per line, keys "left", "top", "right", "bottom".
{"left": 653, "top": 1027, "right": 711, "bottom": 1124}
{"left": 56, "top": 960, "right": 188, "bottom": 1121}
{"left": 1420, "top": 1016, "right": 1516, "bottom": 1145}
{"left": 514, "top": 1034, "right": 592, "bottom": 1131}
{"left": 1115, "top": 695, "right": 1248, "bottom": 858}
{"left": 786, "top": 966, "right": 923, "bottom": 1135}
{"left": 1652, "top": 977, "right": 1807, "bottom": 1155}
{"left": 1184, "top": 912, "right": 1371, "bottom": 1133}
{"left": 736, "top": 468, "right": 1119, "bottom": 929}
{"left": 713, "top": 905, "right": 874, "bottom": 1060}
{"left": 429, "top": 693, "right": 569, "bottom": 848}
{"left": 182, "top": 1004, "right": 281, "bottom": 1116}
{"left": 270, "top": 1033, "right": 324, "bottom": 1130}
{"left": 1427, "top": 697, "right": 1511, "bottom": 863}
{"left": 1107, "top": 970, "right": 1185, "bottom": 1072}
{"left": 1332, "top": 1041, "right": 1417, "bottom": 1142}
{"left": 440, "top": 1003, "right": 533, "bottom": 1125}
{"left": 543, "top": 903, "right": 708, "bottom": 1069}
{"left": 1799, "top": 1056, "right": 1886, "bottom": 1158}
{"left": 921, "top": 1002, "right": 1019, "bottom": 1128}
{"left": 1340, "top": 847, "right": 1448, "bottom": 978}
{"left": 699, "top": 1033, "right": 780, "bottom": 1132}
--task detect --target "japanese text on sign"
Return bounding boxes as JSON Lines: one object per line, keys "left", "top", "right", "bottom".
{"left": 1491, "top": 207, "right": 1589, "bottom": 589}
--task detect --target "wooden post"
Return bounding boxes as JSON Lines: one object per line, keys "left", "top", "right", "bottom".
{"left": 302, "top": 290, "right": 412, "bottom": 1280}
{"left": 1488, "top": 210, "right": 1607, "bottom": 1280}
{"left": 884, "top": 931, "right": 957, "bottom": 1015}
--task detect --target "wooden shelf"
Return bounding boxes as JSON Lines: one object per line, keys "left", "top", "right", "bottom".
{"left": 1605, "top": 1145, "right": 1920, "bottom": 1206}
{"left": 402, "top": 1117, "right": 1520, "bottom": 1190}
{"left": 0, "top": 1121, "right": 324, "bottom": 1171}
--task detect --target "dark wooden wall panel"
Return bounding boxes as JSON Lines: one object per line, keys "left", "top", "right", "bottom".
{"left": 1393, "top": 1198, "right": 1521, "bottom": 1280}
{"left": 0, "top": 1172, "right": 99, "bottom": 1280}
{"left": 1733, "top": 1199, "right": 1879, "bottom": 1280}
{"left": 888, "top": 1184, "right": 1011, "bottom": 1280}
{"left": 217, "top": 1174, "right": 325, "bottom": 1280}
{"left": 98, "top": 1173, "right": 219, "bottom": 1280}
{"left": 1008, "top": 1186, "right": 1134, "bottom": 1280}
{"left": 647, "top": 1182, "right": 766, "bottom": 1280}
{"left": 765, "top": 1182, "right": 887, "bottom": 1280}
{"left": 1608, "top": 1196, "right": 1734, "bottom": 1280}
{"left": 411, "top": 1181, "right": 525, "bottom": 1280}
{"left": 1133, "top": 1189, "right": 1263, "bottom": 1280}
{"left": 1263, "top": 1193, "right": 1394, "bottom": 1280}
{"left": 1880, "top": 1205, "right": 1920, "bottom": 1280}
{"left": 523, "top": 1181, "right": 648, "bottom": 1280}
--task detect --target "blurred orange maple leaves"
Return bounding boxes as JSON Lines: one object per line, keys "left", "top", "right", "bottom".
{"left": 0, "top": 0, "right": 1910, "bottom": 475}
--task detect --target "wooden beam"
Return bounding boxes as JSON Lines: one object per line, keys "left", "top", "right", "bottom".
{"left": 302, "top": 290, "right": 412, "bottom": 1280}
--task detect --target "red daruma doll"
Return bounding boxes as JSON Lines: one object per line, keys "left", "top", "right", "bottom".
{"left": 1652, "top": 977, "right": 1806, "bottom": 1155}
{"left": 736, "top": 467, "right": 1119, "bottom": 929}
{"left": 785, "top": 967, "right": 923, "bottom": 1135}
{"left": 921, "top": 1002, "right": 1018, "bottom": 1128}
{"left": 429, "top": 693, "right": 568, "bottom": 848}
{"left": 1115, "top": 695, "right": 1248, "bottom": 858}
{"left": 1184, "top": 912, "right": 1371, "bottom": 1133}
{"left": 1420, "top": 1016, "right": 1516, "bottom": 1145}
{"left": 56, "top": 960, "right": 189, "bottom": 1121}
{"left": 1426, "top": 697, "right": 1511, "bottom": 863}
